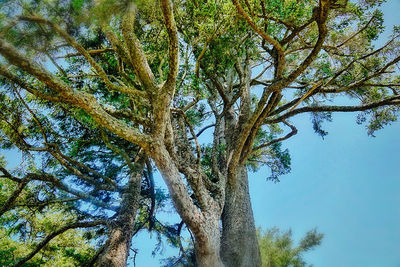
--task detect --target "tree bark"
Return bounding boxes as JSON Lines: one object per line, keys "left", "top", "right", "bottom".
{"left": 194, "top": 215, "right": 225, "bottom": 267}
{"left": 96, "top": 167, "right": 143, "bottom": 267}
{"left": 150, "top": 145, "right": 226, "bottom": 267}
{"left": 221, "top": 166, "right": 261, "bottom": 267}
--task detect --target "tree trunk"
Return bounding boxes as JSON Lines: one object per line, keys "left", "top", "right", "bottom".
{"left": 150, "top": 145, "right": 226, "bottom": 266}
{"left": 221, "top": 167, "right": 261, "bottom": 267}
{"left": 194, "top": 215, "right": 225, "bottom": 267}
{"left": 96, "top": 168, "right": 142, "bottom": 267}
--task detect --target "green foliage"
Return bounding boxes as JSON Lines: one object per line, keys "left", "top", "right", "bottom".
{"left": 72, "top": 0, "right": 84, "bottom": 12}
{"left": 0, "top": 179, "right": 97, "bottom": 266}
{"left": 160, "top": 226, "right": 323, "bottom": 267}
{"left": 247, "top": 128, "right": 291, "bottom": 182}
{"left": 311, "top": 112, "right": 332, "bottom": 139}
{"left": 357, "top": 106, "right": 399, "bottom": 136}
{"left": 258, "top": 227, "right": 323, "bottom": 267}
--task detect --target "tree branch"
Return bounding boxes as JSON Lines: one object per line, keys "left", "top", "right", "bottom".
{"left": 232, "top": 0, "right": 284, "bottom": 55}
{"left": 189, "top": 124, "right": 215, "bottom": 139}
{"left": 57, "top": 48, "right": 115, "bottom": 58}
{"left": 121, "top": 2, "right": 158, "bottom": 92}
{"left": 14, "top": 220, "right": 106, "bottom": 267}
{"left": 160, "top": 0, "right": 179, "bottom": 89}
{"left": 23, "top": 172, "right": 118, "bottom": 211}
{"left": 0, "top": 38, "right": 153, "bottom": 150}
{"left": 0, "top": 65, "right": 63, "bottom": 103}
{"left": 252, "top": 121, "right": 298, "bottom": 152}
{"left": 268, "top": 95, "right": 400, "bottom": 123}
{"left": 19, "top": 16, "right": 146, "bottom": 99}
{"left": 0, "top": 177, "right": 29, "bottom": 217}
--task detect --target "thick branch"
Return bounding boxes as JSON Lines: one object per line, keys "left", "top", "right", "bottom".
{"left": 0, "top": 178, "right": 29, "bottom": 217}
{"left": 121, "top": 2, "right": 158, "bottom": 92}
{"left": 232, "top": 0, "right": 284, "bottom": 55}
{"left": 0, "top": 65, "right": 62, "bottom": 102}
{"left": 19, "top": 16, "right": 145, "bottom": 98}
{"left": 0, "top": 38, "right": 152, "bottom": 149}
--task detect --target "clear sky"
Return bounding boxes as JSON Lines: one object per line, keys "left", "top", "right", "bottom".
{"left": 252, "top": 112, "right": 400, "bottom": 267}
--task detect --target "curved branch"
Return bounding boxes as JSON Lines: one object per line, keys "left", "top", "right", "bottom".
{"left": 121, "top": 2, "right": 158, "bottom": 92}
{"left": 281, "top": 16, "right": 316, "bottom": 45}
{"left": 268, "top": 95, "right": 400, "bottom": 123}
{"left": 189, "top": 124, "right": 215, "bottom": 140}
{"left": 232, "top": 0, "right": 284, "bottom": 54}
{"left": 19, "top": 16, "right": 144, "bottom": 98}
{"left": 252, "top": 121, "right": 298, "bottom": 152}
{"left": 23, "top": 172, "right": 117, "bottom": 211}
{"left": 337, "top": 14, "right": 375, "bottom": 48}
{"left": 277, "top": 1, "right": 330, "bottom": 88}
{"left": 0, "top": 177, "right": 29, "bottom": 217}
{"left": 14, "top": 221, "right": 106, "bottom": 267}
{"left": 0, "top": 38, "right": 153, "bottom": 150}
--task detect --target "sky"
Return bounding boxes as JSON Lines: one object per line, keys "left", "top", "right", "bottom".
{"left": 1, "top": 1, "right": 399, "bottom": 267}
{"left": 252, "top": 112, "right": 400, "bottom": 267}
{"left": 133, "top": 1, "right": 400, "bottom": 266}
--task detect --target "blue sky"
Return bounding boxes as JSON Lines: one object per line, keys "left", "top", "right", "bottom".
{"left": 133, "top": 1, "right": 400, "bottom": 266}
{"left": 252, "top": 112, "right": 400, "bottom": 267}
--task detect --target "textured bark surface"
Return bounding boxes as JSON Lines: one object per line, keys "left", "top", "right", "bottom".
{"left": 221, "top": 167, "right": 261, "bottom": 267}
{"left": 150, "top": 145, "right": 225, "bottom": 266}
{"left": 96, "top": 169, "right": 142, "bottom": 267}
{"left": 194, "top": 215, "right": 225, "bottom": 267}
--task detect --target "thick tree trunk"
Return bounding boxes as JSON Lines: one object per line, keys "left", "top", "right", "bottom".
{"left": 221, "top": 167, "right": 261, "bottom": 267}
{"left": 194, "top": 216, "right": 225, "bottom": 267}
{"left": 150, "top": 145, "right": 226, "bottom": 266}
{"left": 96, "top": 169, "right": 142, "bottom": 267}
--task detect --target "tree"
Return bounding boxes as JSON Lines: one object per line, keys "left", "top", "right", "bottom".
{"left": 258, "top": 228, "right": 323, "bottom": 267}
{"left": 0, "top": 75, "right": 175, "bottom": 266}
{"left": 0, "top": 160, "right": 97, "bottom": 267}
{"left": 160, "top": 227, "right": 323, "bottom": 267}
{"left": 0, "top": 0, "right": 399, "bottom": 266}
